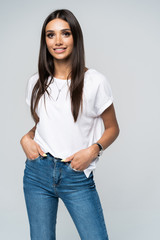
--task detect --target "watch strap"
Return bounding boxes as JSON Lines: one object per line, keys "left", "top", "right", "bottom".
{"left": 92, "top": 142, "right": 104, "bottom": 157}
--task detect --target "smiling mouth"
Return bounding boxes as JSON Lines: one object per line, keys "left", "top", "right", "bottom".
{"left": 54, "top": 47, "right": 66, "bottom": 50}
{"left": 53, "top": 48, "right": 67, "bottom": 53}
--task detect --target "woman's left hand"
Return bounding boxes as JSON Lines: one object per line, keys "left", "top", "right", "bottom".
{"left": 62, "top": 146, "right": 99, "bottom": 171}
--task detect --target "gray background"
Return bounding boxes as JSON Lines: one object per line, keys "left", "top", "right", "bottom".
{"left": 0, "top": 0, "right": 160, "bottom": 239}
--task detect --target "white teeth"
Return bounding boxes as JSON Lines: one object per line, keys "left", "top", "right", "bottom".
{"left": 54, "top": 48, "right": 65, "bottom": 50}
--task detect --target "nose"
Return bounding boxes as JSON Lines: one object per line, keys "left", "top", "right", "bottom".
{"left": 55, "top": 34, "right": 62, "bottom": 45}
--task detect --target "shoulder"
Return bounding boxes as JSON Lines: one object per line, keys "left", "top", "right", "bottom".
{"left": 28, "top": 72, "right": 39, "bottom": 83}
{"left": 84, "top": 68, "right": 108, "bottom": 86}
{"left": 27, "top": 72, "right": 39, "bottom": 89}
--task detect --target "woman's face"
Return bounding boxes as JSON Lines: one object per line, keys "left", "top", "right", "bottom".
{"left": 45, "top": 18, "right": 74, "bottom": 61}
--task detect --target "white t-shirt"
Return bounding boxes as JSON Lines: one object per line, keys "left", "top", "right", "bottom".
{"left": 25, "top": 68, "right": 114, "bottom": 178}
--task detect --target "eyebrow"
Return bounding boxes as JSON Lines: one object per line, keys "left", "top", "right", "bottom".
{"left": 46, "top": 28, "right": 71, "bottom": 33}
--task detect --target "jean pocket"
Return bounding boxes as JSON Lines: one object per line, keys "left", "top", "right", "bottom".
{"left": 26, "top": 154, "right": 42, "bottom": 162}
{"left": 67, "top": 162, "right": 83, "bottom": 172}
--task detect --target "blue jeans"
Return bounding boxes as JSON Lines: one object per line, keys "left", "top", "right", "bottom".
{"left": 23, "top": 152, "right": 109, "bottom": 240}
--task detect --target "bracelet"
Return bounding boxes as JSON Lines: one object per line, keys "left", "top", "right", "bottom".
{"left": 92, "top": 142, "right": 104, "bottom": 157}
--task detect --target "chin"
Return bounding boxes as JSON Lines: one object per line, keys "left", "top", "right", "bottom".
{"left": 53, "top": 53, "right": 73, "bottom": 60}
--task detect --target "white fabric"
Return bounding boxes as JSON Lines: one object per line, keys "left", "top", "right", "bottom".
{"left": 25, "top": 68, "right": 114, "bottom": 178}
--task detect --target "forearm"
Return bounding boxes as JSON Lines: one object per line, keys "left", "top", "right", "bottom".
{"left": 88, "top": 126, "right": 120, "bottom": 158}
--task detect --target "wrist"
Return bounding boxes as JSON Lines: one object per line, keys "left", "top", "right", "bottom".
{"left": 88, "top": 144, "right": 100, "bottom": 159}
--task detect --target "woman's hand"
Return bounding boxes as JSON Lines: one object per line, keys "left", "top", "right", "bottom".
{"left": 20, "top": 135, "right": 46, "bottom": 160}
{"left": 63, "top": 145, "right": 99, "bottom": 171}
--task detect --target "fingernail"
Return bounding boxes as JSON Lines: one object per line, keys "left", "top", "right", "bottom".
{"left": 61, "top": 159, "right": 66, "bottom": 162}
{"left": 43, "top": 153, "right": 47, "bottom": 157}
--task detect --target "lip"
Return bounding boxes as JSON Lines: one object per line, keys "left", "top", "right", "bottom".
{"left": 53, "top": 48, "right": 67, "bottom": 53}
{"left": 54, "top": 47, "right": 66, "bottom": 50}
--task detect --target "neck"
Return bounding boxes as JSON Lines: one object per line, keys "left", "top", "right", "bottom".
{"left": 53, "top": 59, "right": 72, "bottom": 80}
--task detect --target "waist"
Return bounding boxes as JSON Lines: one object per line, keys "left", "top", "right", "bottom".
{"left": 46, "top": 152, "right": 63, "bottom": 161}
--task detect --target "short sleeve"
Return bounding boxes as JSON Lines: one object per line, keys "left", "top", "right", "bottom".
{"left": 25, "top": 78, "right": 31, "bottom": 107}
{"left": 94, "top": 75, "right": 114, "bottom": 116}
{"left": 25, "top": 73, "right": 38, "bottom": 107}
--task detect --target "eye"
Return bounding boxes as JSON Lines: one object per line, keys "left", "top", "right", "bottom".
{"left": 63, "top": 32, "right": 71, "bottom": 37}
{"left": 46, "top": 33, "right": 54, "bottom": 38}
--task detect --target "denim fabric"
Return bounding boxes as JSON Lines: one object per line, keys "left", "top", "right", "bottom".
{"left": 23, "top": 152, "right": 109, "bottom": 240}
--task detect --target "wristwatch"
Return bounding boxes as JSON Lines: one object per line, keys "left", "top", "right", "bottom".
{"left": 92, "top": 142, "right": 104, "bottom": 157}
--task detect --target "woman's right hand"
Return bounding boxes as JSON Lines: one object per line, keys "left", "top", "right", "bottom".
{"left": 20, "top": 135, "right": 46, "bottom": 160}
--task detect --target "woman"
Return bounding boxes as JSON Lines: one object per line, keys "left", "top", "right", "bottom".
{"left": 20, "top": 9, "right": 120, "bottom": 240}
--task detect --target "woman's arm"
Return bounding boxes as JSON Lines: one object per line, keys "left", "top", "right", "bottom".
{"left": 20, "top": 124, "right": 46, "bottom": 159}
{"left": 64, "top": 103, "right": 120, "bottom": 171}
{"left": 20, "top": 125, "right": 37, "bottom": 143}
{"left": 90, "top": 103, "right": 120, "bottom": 155}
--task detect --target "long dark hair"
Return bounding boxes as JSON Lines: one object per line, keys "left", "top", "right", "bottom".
{"left": 30, "top": 9, "right": 86, "bottom": 124}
